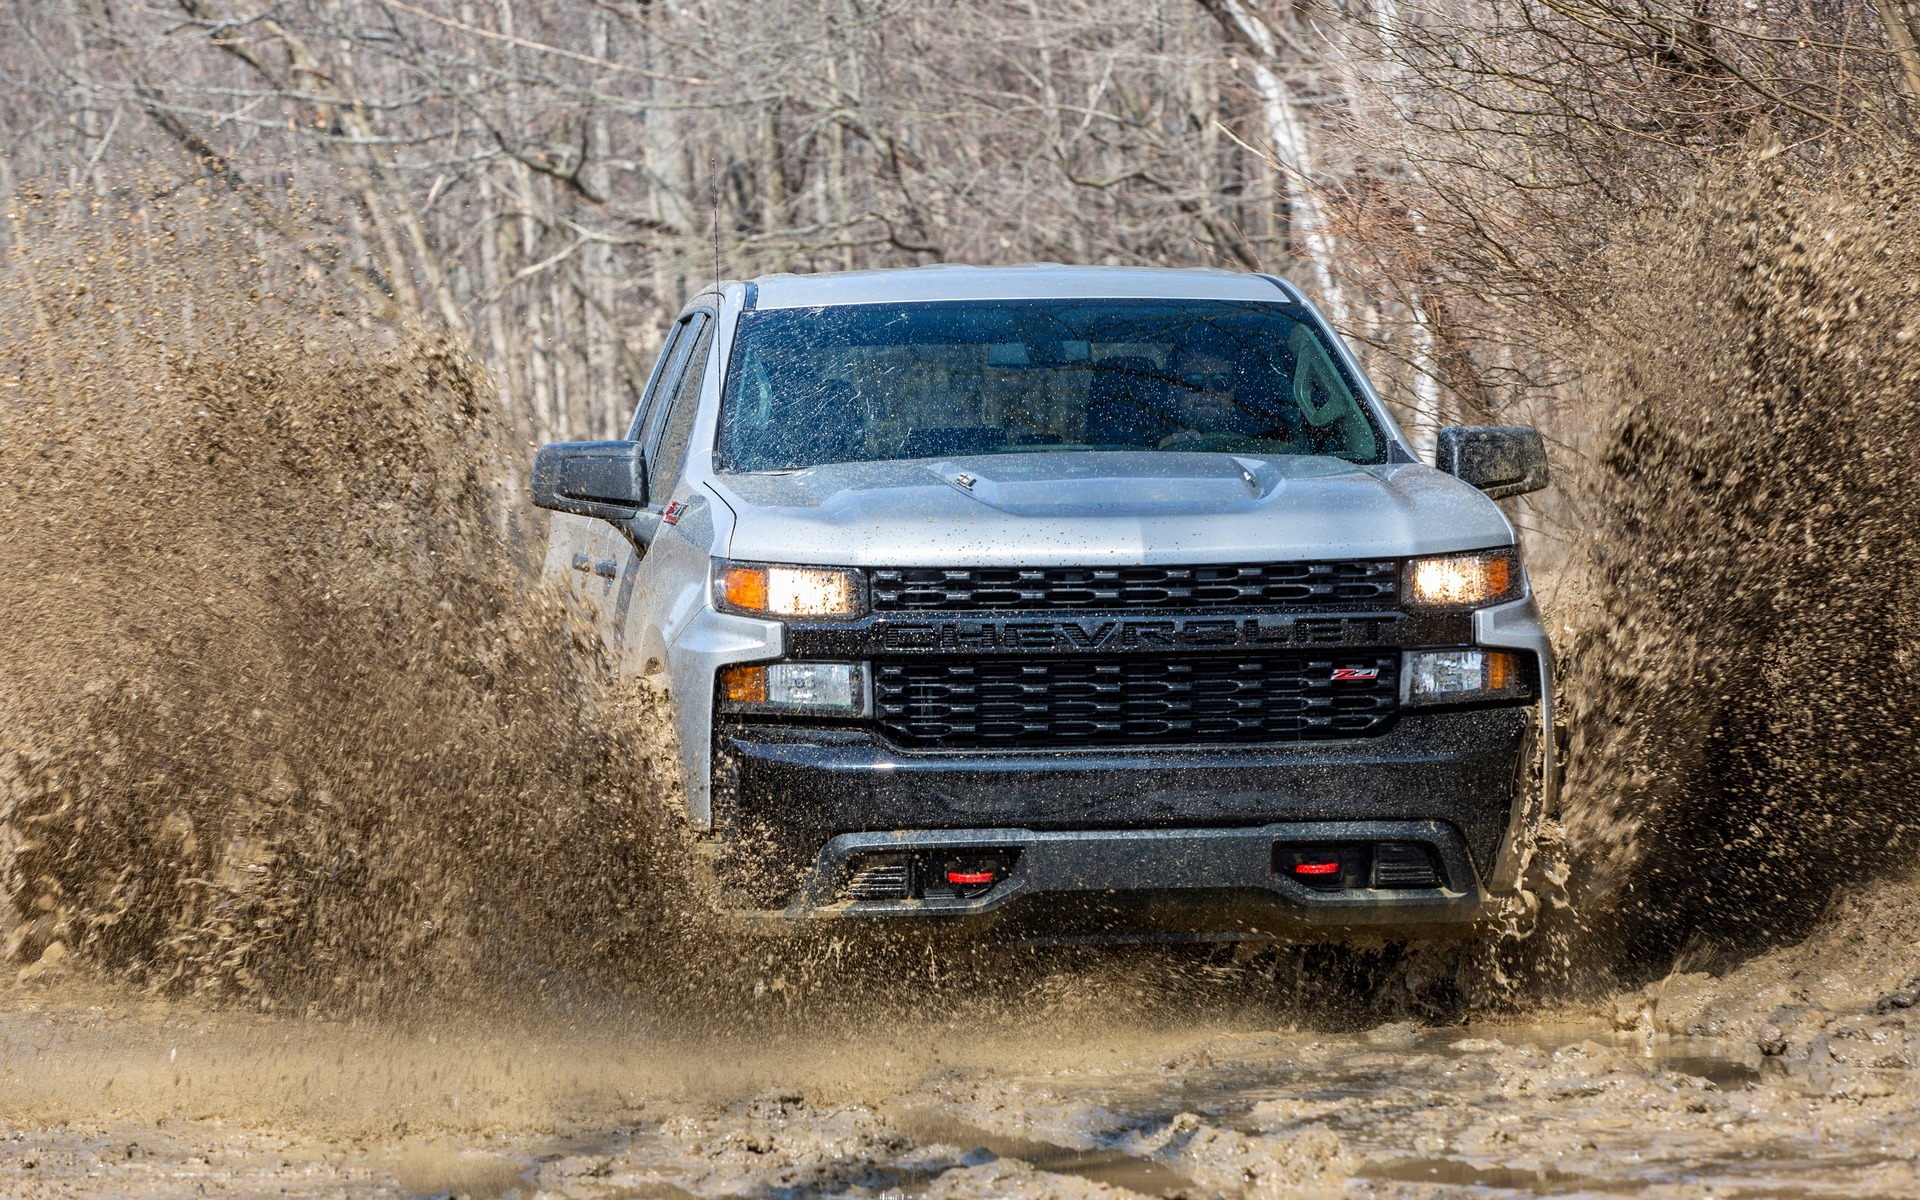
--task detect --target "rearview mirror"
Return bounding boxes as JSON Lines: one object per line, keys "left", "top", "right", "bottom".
{"left": 531, "top": 440, "right": 647, "bottom": 520}
{"left": 1435, "top": 426, "right": 1548, "bottom": 500}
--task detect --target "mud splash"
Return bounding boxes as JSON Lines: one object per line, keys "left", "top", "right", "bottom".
{"left": 3, "top": 167, "right": 1920, "bottom": 1199}
{"left": 1551, "top": 147, "right": 1920, "bottom": 984}
{"left": 0, "top": 185, "right": 693, "bottom": 1011}
{"left": 0, "top": 186, "right": 1394, "bottom": 1028}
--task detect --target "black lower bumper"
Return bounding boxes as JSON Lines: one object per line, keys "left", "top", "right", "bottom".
{"left": 711, "top": 705, "right": 1532, "bottom": 930}
{"left": 779, "top": 821, "right": 1488, "bottom": 942}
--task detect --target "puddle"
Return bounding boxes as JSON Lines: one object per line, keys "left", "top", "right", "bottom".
{"left": 386, "top": 1144, "right": 529, "bottom": 1199}
{"left": 887, "top": 1105, "right": 1194, "bottom": 1196}
{"left": 1415, "top": 1026, "right": 1767, "bottom": 1091}
{"left": 0, "top": 985, "right": 1905, "bottom": 1200}
{"left": 1364, "top": 1156, "right": 1588, "bottom": 1192}
{"left": 1651, "top": 1051, "right": 1763, "bottom": 1089}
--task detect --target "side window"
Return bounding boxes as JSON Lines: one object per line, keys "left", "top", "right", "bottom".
{"left": 625, "top": 317, "right": 690, "bottom": 442}
{"left": 651, "top": 314, "right": 716, "bottom": 500}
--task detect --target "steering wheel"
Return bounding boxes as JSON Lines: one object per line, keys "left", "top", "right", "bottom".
{"left": 1156, "top": 429, "right": 1247, "bottom": 452}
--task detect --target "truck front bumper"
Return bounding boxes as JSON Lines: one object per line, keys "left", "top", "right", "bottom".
{"left": 713, "top": 704, "right": 1535, "bottom": 937}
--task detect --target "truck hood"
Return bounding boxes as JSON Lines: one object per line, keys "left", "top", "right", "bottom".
{"left": 709, "top": 451, "right": 1513, "bottom": 566}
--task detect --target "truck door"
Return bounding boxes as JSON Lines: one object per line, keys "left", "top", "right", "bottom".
{"left": 544, "top": 510, "right": 622, "bottom": 630}
{"left": 607, "top": 308, "right": 713, "bottom": 672}
{"left": 542, "top": 313, "right": 694, "bottom": 658}
{"left": 645, "top": 313, "right": 717, "bottom": 504}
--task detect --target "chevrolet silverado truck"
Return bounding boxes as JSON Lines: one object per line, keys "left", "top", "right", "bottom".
{"left": 531, "top": 265, "right": 1554, "bottom": 942}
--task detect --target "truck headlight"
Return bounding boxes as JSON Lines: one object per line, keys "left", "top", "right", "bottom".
{"left": 719, "top": 661, "right": 870, "bottom": 716}
{"left": 716, "top": 561, "right": 867, "bottom": 619}
{"left": 1403, "top": 649, "right": 1531, "bottom": 706}
{"left": 1404, "top": 549, "right": 1521, "bottom": 608}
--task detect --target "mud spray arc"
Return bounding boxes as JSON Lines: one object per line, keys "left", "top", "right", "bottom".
{"left": 1551, "top": 149, "right": 1920, "bottom": 983}
{"left": 0, "top": 191, "right": 1327, "bottom": 1026}
{"left": 0, "top": 189, "right": 699, "bottom": 1013}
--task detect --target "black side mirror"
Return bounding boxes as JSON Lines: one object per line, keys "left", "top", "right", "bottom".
{"left": 531, "top": 440, "right": 647, "bottom": 520}
{"left": 1435, "top": 425, "right": 1549, "bottom": 500}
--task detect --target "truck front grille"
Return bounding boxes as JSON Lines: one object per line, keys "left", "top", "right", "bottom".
{"left": 868, "top": 560, "right": 1398, "bottom": 612}
{"left": 873, "top": 652, "right": 1399, "bottom": 749}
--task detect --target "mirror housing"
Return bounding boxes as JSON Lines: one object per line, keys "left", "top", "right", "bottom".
{"left": 531, "top": 440, "right": 647, "bottom": 520}
{"left": 1436, "top": 426, "right": 1549, "bottom": 500}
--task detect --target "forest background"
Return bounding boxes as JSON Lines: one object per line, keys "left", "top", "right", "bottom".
{"left": 12, "top": 0, "right": 1917, "bottom": 460}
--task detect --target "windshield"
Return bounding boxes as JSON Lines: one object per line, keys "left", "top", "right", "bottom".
{"left": 717, "top": 299, "right": 1384, "bottom": 472}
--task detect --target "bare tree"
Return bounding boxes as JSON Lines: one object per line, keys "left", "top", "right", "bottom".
{"left": 11, "top": 0, "right": 1909, "bottom": 457}
{"left": 2, "top": 0, "right": 1300, "bottom": 445}
{"left": 1194, "top": 1, "right": 1910, "bottom": 443}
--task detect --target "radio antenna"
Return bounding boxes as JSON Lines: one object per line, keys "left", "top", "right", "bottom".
{"left": 710, "top": 155, "right": 721, "bottom": 294}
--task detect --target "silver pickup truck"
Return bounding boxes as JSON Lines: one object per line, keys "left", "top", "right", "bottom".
{"left": 533, "top": 265, "right": 1554, "bottom": 943}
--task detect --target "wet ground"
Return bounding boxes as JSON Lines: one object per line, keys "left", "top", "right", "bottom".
{"left": 7, "top": 908, "right": 1920, "bottom": 1200}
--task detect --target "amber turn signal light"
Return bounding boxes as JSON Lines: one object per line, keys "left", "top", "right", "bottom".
{"left": 1485, "top": 649, "right": 1517, "bottom": 690}
{"left": 719, "top": 664, "right": 769, "bottom": 704}
{"left": 722, "top": 565, "right": 770, "bottom": 615}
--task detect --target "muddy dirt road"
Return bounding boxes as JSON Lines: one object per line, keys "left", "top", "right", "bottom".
{"left": 9, "top": 873, "right": 1920, "bottom": 1200}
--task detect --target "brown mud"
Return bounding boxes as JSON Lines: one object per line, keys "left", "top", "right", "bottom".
{"left": 5, "top": 899, "right": 1920, "bottom": 1199}
{"left": 1547, "top": 148, "right": 1920, "bottom": 986}
{"left": 0, "top": 186, "right": 703, "bottom": 1014}
{"left": 4, "top": 157, "right": 1920, "bottom": 1195}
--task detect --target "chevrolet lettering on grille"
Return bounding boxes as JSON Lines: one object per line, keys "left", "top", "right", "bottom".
{"left": 876, "top": 614, "right": 1400, "bottom": 654}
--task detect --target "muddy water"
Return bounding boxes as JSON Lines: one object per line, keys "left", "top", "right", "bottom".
{"left": 6, "top": 938, "right": 1920, "bottom": 1200}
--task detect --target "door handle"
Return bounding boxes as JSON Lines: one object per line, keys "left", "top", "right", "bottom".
{"left": 570, "top": 553, "right": 619, "bottom": 579}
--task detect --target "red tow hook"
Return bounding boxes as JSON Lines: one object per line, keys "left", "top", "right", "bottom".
{"left": 1274, "top": 844, "right": 1360, "bottom": 890}
{"left": 938, "top": 854, "right": 1012, "bottom": 896}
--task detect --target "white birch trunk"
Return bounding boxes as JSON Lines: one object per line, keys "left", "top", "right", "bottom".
{"left": 1218, "top": 1, "right": 1348, "bottom": 325}
{"left": 1407, "top": 290, "right": 1443, "bottom": 461}
{"left": 1373, "top": 0, "right": 1445, "bottom": 451}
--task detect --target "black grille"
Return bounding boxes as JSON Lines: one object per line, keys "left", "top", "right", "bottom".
{"left": 869, "top": 561, "right": 1398, "bottom": 612}
{"left": 874, "top": 652, "right": 1399, "bottom": 749}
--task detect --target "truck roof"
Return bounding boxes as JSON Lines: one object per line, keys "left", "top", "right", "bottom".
{"left": 747, "top": 263, "right": 1303, "bottom": 310}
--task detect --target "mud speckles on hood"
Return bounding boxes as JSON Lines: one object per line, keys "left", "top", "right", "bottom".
{"left": 712, "top": 452, "right": 1513, "bottom": 566}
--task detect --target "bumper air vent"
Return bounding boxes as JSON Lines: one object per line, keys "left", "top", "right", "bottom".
{"left": 843, "top": 857, "right": 911, "bottom": 901}
{"left": 869, "top": 560, "right": 1398, "bottom": 613}
{"left": 1371, "top": 843, "right": 1441, "bottom": 889}
{"left": 874, "top": 652, "right": 1398, "bottom": 749}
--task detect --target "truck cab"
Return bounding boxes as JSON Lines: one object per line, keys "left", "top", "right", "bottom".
{"left": 534, "top": 264, "right": 1553, "bottom": 941}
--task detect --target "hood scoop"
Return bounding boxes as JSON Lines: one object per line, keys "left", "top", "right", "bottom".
{"left": 930, "top": 452, "right": 1350, "bottom": 517}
